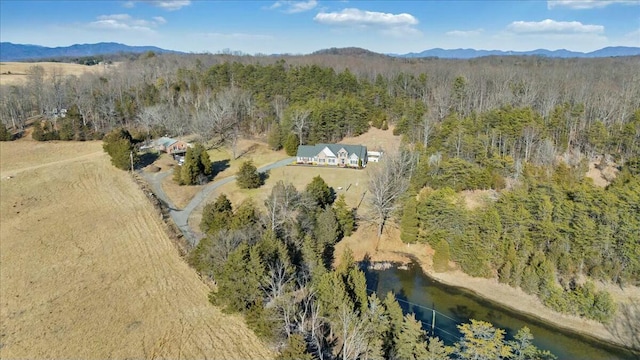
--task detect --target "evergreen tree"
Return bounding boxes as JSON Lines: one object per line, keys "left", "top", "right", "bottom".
{"left": 236, "top": 160, "right": 262, "bottom": 189}
{"left": 509, "top": 327, "right": 557, "bottom": 360}
{"left": 200, "top": 194, "right": 233, "bottom": 234}
{"left": 268, "top": 122, "right": 284, "bottom": 151}
{"left": 363, "top": 294, "right": 389, "bottom": 360}
{"left": 425, "top": 337, "right": 453, "bottom": 360}
{"left": 180, "top": 146, "right": 201, "bottom": 185}
{"left": 305, "top": 175, "right": 335, "bottom": 208}
{"left": 197, "top": 143, "right": 213, "bottom": 176}
{"left": 102, "top": 128, "right": 138, "bottom": 170}
{"left": 334, "top": 194, "right": 355, "bottom": 236}
{"left": 433, "top": 239, "right": 451, "bottom": 273}
{"left": 231, "top": 199, "right": 259, "bottom": 230}
{"left": 277, "top": 334, "right": 312, "bottom": 360}
{"left": 383, "top": 292, "right": 404, "bottom": 359}
{"left": 454, "top": 320, "right": 512, "bottom": 360}
{"left": 396, "top": 314, "right": 429, "bottom": 360}
{"left": 284, "top": 133, "right": 299, "bottom": 156}
{"left": 0, "top": 122, "right": 12, "bottom": 141}
{"left": 400, "top": 196, "right": 419, "bottom": 243}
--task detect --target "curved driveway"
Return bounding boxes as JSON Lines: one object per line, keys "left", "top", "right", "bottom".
{"left": 141, "top": 157, "right": 294, "bottom": 247}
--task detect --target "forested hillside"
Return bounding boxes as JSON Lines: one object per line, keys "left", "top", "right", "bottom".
{"left": 2, "top": 51, "right": 638, "bottom": 356}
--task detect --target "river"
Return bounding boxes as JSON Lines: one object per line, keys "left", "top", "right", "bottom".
{"left": 362, "top": 261, "right": 637, "bottom": 360}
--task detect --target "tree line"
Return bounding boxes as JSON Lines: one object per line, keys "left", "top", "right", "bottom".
{"left": 2, "top": 54, "right": 638, "bottom": 164}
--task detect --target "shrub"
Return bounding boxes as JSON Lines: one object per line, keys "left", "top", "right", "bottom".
{"left": 236, "top": 160, "right": 262, "bottom": 189}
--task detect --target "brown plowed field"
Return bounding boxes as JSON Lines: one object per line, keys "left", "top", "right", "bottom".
{"left": 0, "top": 140, "right": 273, "bottom": 359}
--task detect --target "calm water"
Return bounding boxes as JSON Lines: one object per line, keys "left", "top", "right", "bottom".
{"left": 363, "top": 261, "right": 637, "bottom": 360}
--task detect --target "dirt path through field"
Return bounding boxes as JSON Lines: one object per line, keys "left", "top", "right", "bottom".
{"left": 0, "top": 141, "right": 273, "bottom": 359}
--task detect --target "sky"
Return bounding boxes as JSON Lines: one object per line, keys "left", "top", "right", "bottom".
{"left": 1, "top": 0, "right": 639, "bottom": 54}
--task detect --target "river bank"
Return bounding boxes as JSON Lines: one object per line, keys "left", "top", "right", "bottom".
{"left": 334, "top": 224, "right": 639, "bottom": 353}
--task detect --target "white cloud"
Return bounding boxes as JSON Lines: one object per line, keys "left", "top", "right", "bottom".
{"left": 547, "top": 1, "right": 639, "bottom": 9}
{"left": 122, "top": 1, "right": 135, "bottom": 8}
{"left": 446, "top": 28, "right": 484, "bottom": 37}
{"left": 153, "top": 16, "right": 167, "bottom": 25}
{"left": 314, "top": 8, "right": 418, "bottom": 27}
{"left": 313, "top": 8, "right": 420, "bottom": 36}
{"left": 89, "top": 14, "right": 167, "bottom": 32}
{"left": 144, "top": 0, "right": 191, "bottom": 11}
{"left": 270, "top": 0, "right": 317, "bottom": 13}
{"left": 507, "top": 19, "right": 604, "bottom": 34}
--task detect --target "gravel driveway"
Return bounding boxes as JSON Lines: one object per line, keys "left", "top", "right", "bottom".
{"left": 140, "top": 157, "right": 295, "bottom": 247}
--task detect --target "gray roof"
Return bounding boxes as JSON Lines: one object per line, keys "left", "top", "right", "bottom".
{"left": 155, "top": 137, "right": 178, "bottom": 148}
{"left": 297, "top": 143, "right": 367, "bottom": 159}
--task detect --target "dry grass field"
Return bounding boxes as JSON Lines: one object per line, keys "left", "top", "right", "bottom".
{"left": 186, "top": 129, "right": 403, "bottom": 235}
{"left": 0, "top": 62, "right": 111, "bottom": 86}
{"left": 0, "top": 140, "right": 273, "bottom": 359}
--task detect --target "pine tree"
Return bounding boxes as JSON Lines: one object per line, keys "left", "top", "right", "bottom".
{"left": 306, "top": 175, "right": 335, "bottom": 208}
{"left": 197, "top": 144, "right": 213, "bottom": 176}
{"left": 509, "top": 327, "right": 556, "bottom": 360}
{"left": 454, "top": 320, "right": 512, "bottom": 360}
{"left": 200, "top": 194, "right": 233, "bottom": 234}
{"left": 383, "top": 292, "right": 404, "bottom": 359}
{"left": 102, "top": 128, "right": 138, "bottom": 170}
{"left": 268, "top": 122, "right": 284, "bottom": 151}
{"left": 334, "top": 194, "right": 355, "bottom": 236}
{"left": 277, "top": 334, "right": 312, "bottom": 360}
{"left": 400, "top": 196, "right": 419, "bottom": 243}
{"left": 432, "top": 239, "right": 451, "bottom": 273}
{"left": 236, "top": 160, "right": 262, "bottom": 189}
{"left": 180, "top": 147, "right": 201, "bottom": 185}
{"left": 396, "top": 314, "right": 429, "bottom": 360}
{"left": 284, "top": 133, "right": 299, "bottom": 156}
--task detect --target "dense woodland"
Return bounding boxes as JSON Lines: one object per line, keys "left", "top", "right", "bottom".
{"left": 191, "top": 179, "right": 554, "bottom": 359}
{"left": 2, "top": 51, "right": 639, "bottom": 356}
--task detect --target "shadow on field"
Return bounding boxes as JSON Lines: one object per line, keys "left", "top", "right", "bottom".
{"left": 137, "top": 152, "right": 160, "bottom": 169}
{"left": 211, "top": 159, "right": 230, "bottom": 177}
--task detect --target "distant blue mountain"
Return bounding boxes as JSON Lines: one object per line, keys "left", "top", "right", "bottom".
{"left": 0, "top": 42, "right": 181, "bottom": 61}
{"left": 391, "top": 46, "right": 640, "bottom": 59}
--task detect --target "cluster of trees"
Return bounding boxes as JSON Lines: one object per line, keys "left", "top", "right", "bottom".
{"left": 173, "top": 143, "right": 212, "bottom": 185}
{"left": 401, "top": 158, "right": 640, "bottom": 322}
{"left": 190, "top": 175, "right": 553, "bottom": 359}
{"left": 190, "top": 177, "right": 554, "bottom": 360}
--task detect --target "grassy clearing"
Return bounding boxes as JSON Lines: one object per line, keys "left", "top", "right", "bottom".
{"left": 159, "top": 139, "right": 288, "bottom": 209}
{"left": 0, "top": 62, "right": 112, "bottom": 86}
{"left": 190, "top": 163, "right": 376, "bottom": 237}
{"left": 0, "top": 139, "right": 273, "bottom": 359}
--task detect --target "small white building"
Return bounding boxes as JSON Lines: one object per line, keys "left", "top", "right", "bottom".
{"left": 367, "top": 151, "right": 383, "bottom": 163}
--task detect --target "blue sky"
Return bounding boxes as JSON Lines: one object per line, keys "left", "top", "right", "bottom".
{"left": 1, "top": 1, "right": 638, "bottom": 54}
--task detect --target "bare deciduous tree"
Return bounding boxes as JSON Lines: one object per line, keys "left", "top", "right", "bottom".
{"left": 367, "top": 150, "right": 416, "bottom": 246}
{"left": 290, "top": 108, "right": 311, "bottom": 145}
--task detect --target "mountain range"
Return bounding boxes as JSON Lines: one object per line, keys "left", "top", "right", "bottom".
{"left": 1, "top": 42, "right": 639, "bottom": 61}
{"left": 0, "top": 42, "right": 180, "bottom": 61}
{"left": 392, "top": 46, "right": 640, "bottom": 59}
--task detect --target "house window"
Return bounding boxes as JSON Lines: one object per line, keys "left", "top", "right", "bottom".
{"left": 319, "top": 158, "right": 325, "bottom": 163}
{"left": 328, "top": 158, "right": 335, "bottom": 164}
{"left": 350, "top": 159, "right": 357, "bottom": 165}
